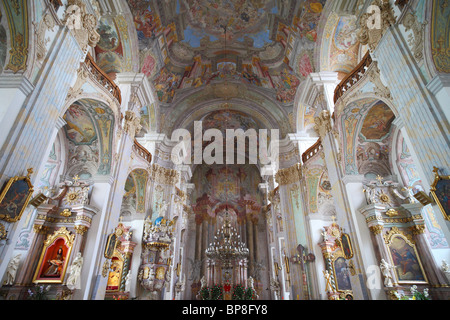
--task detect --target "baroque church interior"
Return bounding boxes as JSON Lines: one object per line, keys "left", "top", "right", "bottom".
{"left": 0, "top": 0, "right": 449, "bottom": 301}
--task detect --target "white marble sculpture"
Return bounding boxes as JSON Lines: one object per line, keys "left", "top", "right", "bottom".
{"left": 66, "top": 252, "right": 84, "bottom": 290}
{"left": 380, "top": 259, "right": 394, "bottom": 287}
{"left": 4, "top": 254, "right": 21, "bottom": 286}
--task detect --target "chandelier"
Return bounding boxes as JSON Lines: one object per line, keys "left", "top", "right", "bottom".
{"left": 206, "top": 208, "right": 249, "bottom": 269}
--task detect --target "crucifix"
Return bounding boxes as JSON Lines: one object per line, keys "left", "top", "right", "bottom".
{"left": 331, "top": 215, "right": 338, "bottom": 225}
{"left": 73, "top": 175, "right": 81, "bottom": 183}
{"left": 376, "top": 175, "right": 384, "bottom": 184}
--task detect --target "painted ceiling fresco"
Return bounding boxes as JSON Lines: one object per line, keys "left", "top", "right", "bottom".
{"left": 181, "top": 0, "right": 276, "bottom": 42}
{"left": 360, "top": 101, "right": 395, "bottom": 141}
{"left": 122, "top": 0, "right": 328, "bottom": 110}
{"left": 95, "top": 15, "right": 132, "bottom": 79}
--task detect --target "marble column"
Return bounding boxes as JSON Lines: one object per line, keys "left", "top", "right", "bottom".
{"left": 373, "top": 26, "right": 450, "bottom": 185}
{"left": 314, "top": 110, "right": 372, "bottom": 300}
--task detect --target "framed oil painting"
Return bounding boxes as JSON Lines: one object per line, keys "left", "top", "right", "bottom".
{"left": 336, "top": 233, "right": 354, "bottom": 259}
{"left": 387, "top": 233, "right": 427, "bottom": 284}
{"left": 104, "top": 232, "right": 118, "bottom": 259}
{"left": 33, "top": 227, "right": 75, "bottom": 284}
{"left": 430, "top": 167, "right": 450, "bottom": 221}
{"left": 332, "top": 256, "right": 352, "bottom": 292}
{"left": 0, "top": 169, "right": 34, "bottom": 223}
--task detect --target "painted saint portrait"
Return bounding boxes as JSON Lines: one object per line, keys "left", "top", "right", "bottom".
{"left": 339, "top": 233, "right": 354, "bottom": 259}
{"left": 388, "top": 235, "right": 427, "bottom": 283}
{"left": 104, "top": 233, "right": 118, "bottom": 259}
{"left": 333, "top": 257, "right": 352, "bottom": 291}
{"left": 432, "top": 179, "right": 450, "bottom": 221}
{"left": 0, "top": 174, "right": 33, "bottom": 223}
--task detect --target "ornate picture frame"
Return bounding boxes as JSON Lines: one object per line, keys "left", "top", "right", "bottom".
{"left": 0, "top": 169, "right": 34, "bottom": 223}
{"left": 430, "top": 167, "right": 450, "bottom": 221}
{"left": 336, "top": 233, "right": 354, "bottom": 259}
{"left": 33, "top": 227, "right": 75, "bottom": 284}
{"left": 104, "top": 233, "right": 118, "bottom": 259}
{"left": 384, "top": 228, "right": 428, "bottom": 284}
{"left": 331, "top": 253, "right": 352, "bottom": 292}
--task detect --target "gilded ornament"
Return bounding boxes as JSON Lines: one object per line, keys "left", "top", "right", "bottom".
{"left": 60, "top": 209, "right": 72, "bottom": 217}
{"left": 75, "top": 225, "right": 88, "bottom": 235}
{"left": 275, "top": 163, "right": 302, "bottom": 185}
{"left": 385, "top": 209, "right": 398, "bottom": 217}
{"left": 102, "top": 260, "right": 110, "bottom": 278}
{"left": 410, "top": 225, "right": 426, "bottom": 235}
{"left": 370, "top": 225, "right": 384, "bottom": 235}
{"left": 0, "top": 223, "right": 7, "bottom": 240}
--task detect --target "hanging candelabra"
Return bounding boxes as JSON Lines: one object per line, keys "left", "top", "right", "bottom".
{"left": 206, "top": 208, "right": 249, "bottom": 269}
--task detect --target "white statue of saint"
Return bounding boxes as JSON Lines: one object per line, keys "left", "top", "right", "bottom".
{"left": 380, "top": 259, "right": 393, "bottom": 287}
{"left": 200, "top": 275, "right": 207, "bottom": 289}
{"left": 125, "top": 271, "right": 131, "bottom": 292}
{"left": 4, "top": 254, "right": 21, "bottom": 286}
{"left": 442, "top": 260, "right": 450, "bottom": 284}
{"left": 247, "top": 276, "right": 255, "bottom": 289}
{"left": 66, "top": 252, "right": 84, "bottom": 290}
{"left": 144, "top": 216, "right": 152, "bottom": 238}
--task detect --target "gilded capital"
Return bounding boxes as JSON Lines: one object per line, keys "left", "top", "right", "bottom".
{"left": 369, "top": 225, "right": 384, "bottom": 235}
{"left": 123, "top": 111, "right": 142, "bottom": 139}
{"left": 275, "top": 163, "right": 302, "bottom": 186}
{"left": 74, "top": 225, "right": 89, "bottom": 235}
{"left": 410, "top": 224, "right": 426, "bottom": 235}
{"left": 313, "top": 110, "right": 332, "bottom": 140}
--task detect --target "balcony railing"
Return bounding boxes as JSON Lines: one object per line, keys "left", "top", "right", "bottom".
{"left": 84, "top": 53, "right": 122, "bottom": 104}
{"left": 334, "top": 51, "right": 372, "bottom": 104}
{"left": 302, "top": 139, "right": 323, "bottom": 164}
{"left": 133, "top": 139, "right": 152, "bottom": 163}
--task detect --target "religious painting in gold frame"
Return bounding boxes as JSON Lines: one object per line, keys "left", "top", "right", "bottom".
{"left": 331, "top": 253, "right": 352, "bottom": 292}
{"left": 0, "top": 169, "right": 34, "bottom": 223}
{"left": 33, "top": 227, "right": 75, "bottom": 284}
{"left": 384, "top": 228, "right": 428, "bottom": 284}
{"left": 336, "top": 233, "right": 354, "bottom": 259}
{"left": 430, "top": 167, "right": 450, "bottom": 221}
{"left": 106, "top": 250, "right": 124, "bottom": 292}
{"left": 104, "top": 233, "right": 118, "bottom": 259}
